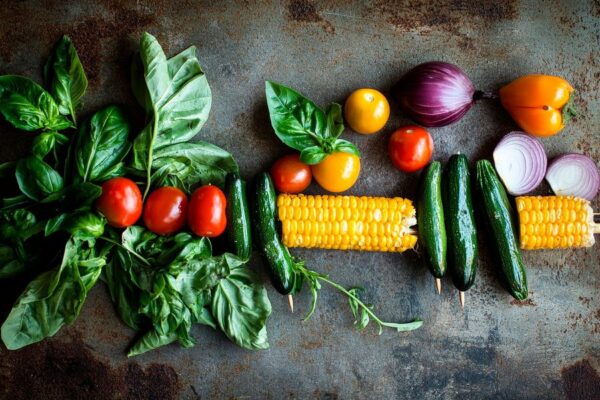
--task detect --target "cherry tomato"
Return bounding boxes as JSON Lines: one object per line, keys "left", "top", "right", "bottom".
{"left": 188, "top": 185, "right": 227, "bottom": 237}
{"left": 388, "top": 126, "right": 433, "bottom": 172}
{"left": 344, "top": 88, "right": 390, "bottom": 135}
{"left": 270, "top": 154, "right": 312, "bottom": 193}
{"left": 143, "top": 186, "right": 188, "bottom": 235}
{"left": 311, "top": 151, "right": 361, "bottom": 193}
{"left": 96, "top": 177, "right": 143, "bottom": 228}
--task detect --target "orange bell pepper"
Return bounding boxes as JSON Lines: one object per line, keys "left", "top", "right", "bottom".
{"left": 499, "top": 75, "right": 576, "bottom": 137}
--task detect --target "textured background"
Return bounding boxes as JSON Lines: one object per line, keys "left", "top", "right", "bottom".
{"left": 0, "top": 1, "right": 599, "bottom": 399}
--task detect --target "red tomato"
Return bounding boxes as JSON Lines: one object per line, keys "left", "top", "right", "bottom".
{"left": 143, "top": 186, "right": 188, "bottom": 235}
{"left": 96, "top": 177, "right": 143, "bottom": 228}
{"left": 188, "top": 185, "right": 227, "bottom": 237}
{"left": 270, "top": 154, "right": 312, "bottom": 193}
{"left": 388, "top": 126, "right": 434, "bottom": 172}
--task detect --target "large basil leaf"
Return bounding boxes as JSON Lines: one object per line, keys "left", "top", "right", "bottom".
{"left": 131, "top": 33, "right": 212, "bottom": 180}
{"left": 212, "top": 259, "right": 272, "bottom": 350}
{"left": 151, "top": 141, "right": 238, "bottom": 191}
{"left": 265, "top": 81, "right": 359, "bottom": 164}
{"left": 73, "top": 105, "right": 130, "bottom": 182}
{"left": 0, "top": 75, "right": 72, "bottom": 131}
{"left": 44, "top": 35, "right": 88, "bottom": 124}
{"left": 1, "top": 237, "right": 106, "bottom": 349}
{"left": 16, "top": 156, "right": 64, "bottom": 201}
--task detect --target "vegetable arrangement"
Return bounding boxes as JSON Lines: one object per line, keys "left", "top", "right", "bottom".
{"left": 0, "top": 33, "right": 270, "bottom": 355}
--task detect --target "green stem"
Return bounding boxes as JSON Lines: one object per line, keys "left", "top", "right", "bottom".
{"left": 98, "top": 236, "right": 151, "bottom": 267}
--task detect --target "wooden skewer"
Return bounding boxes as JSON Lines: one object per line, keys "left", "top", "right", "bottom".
{"left": 435, "top": 278, "right": 441, "bottom": 295}
{"left": 287, "top": 295, "right": 294, "bottom": 313}
{"left": 459, "top": 291, "right": 465, "bottom": 308}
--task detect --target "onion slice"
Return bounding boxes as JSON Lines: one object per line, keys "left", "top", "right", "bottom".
{"left": 545, "top": 153, "right": 600, "bottom": 200}
{"left": 492, "top": 132, "right": 547, "bottom": 195}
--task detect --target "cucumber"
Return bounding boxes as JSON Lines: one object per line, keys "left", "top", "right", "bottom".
{"left": 475, "top": 160, "right": 528, "bottom": 300}
{"left": 444, "top": 154, "right": 478, "bottom": 293}
{"left": 252, "top": 172, "right": 300, "bottom": 295}
{"left": 225, "top": 173, "right": 252, "bottom": 260}
{"left": 417, "top": 161, "right": 447, "bottom": 283}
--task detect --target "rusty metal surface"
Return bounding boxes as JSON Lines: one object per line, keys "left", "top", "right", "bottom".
{"left": 0, "top": 0, "right": 599, "bottom": 399}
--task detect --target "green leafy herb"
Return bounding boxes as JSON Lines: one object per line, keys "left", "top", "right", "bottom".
{"left": 44, "top": 35, "right": 88, "bottom": 125}
{"left": 16, "top": 156, "right": 64, "bottom": 201}
{"left": 32, "top": 131, "right": 69, "bottom": 158}
{"left": 291, "top": 261, "right": 423, "bottom": 333}
{"left": 0, "top": 209, "right": 43, "bottom": 278}
{"left": 45, "top": 211, "right": 105, "bottom": 238}
{"left": 1, "top": 237, "right": 107, "bottom": 349}
{"left": 265, "top": 81, "right": 359, "bottom": 164}
{"left": 73, "top": 105, "right": 131, "bottom": 183}
{"left": 0, "top": 75, "right": 73, "bottom": 132}
{"left": 131, "top": 32, "right": 212, "bottom": 197}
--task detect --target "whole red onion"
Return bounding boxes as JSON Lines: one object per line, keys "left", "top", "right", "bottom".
{"left": 394, "top": 61, "right": 484, "bottom": 127}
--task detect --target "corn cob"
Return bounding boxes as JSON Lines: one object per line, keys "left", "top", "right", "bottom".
{"left": 277, "top": 194, "right": 417, "bottom": 252}
{"left": 516, "top": 195, "right": 598, "bottom": 250}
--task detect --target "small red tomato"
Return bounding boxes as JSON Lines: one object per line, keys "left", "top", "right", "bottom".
{"left": 188, "top": 185, "right": 227, "bottom": 237}
{"left": 270, "top": 154, "right": 312, "bottom": 193}
{"left": 388, "top": 126, "right": 434, "bottom": 172}
{"left": 96, "top": 177, "right": 143, "bottom": 228}
{"left": 143, "top": 186, "right": 188, "bottom": 235}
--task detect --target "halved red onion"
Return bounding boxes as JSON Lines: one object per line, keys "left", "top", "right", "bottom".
{"left": 492, "top": 132, "right": 547, "bottom": 195}
{"left": 545, "top": 153, "right": 600, "bottom": 200}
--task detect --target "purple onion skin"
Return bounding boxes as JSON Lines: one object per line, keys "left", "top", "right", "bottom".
{"left": 394, "top": 61, "right": 476, "bottom": 127}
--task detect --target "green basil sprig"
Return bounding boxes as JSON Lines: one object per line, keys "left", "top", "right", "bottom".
{"left": 265, "top": 81, "right": 359, "bottom": 165}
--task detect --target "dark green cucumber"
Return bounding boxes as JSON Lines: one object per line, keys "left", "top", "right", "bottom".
{"left": 475, "top": 160, "right": 528, "bottom": 300}
{"left": 252, "top": 172, "right": 300, "bottom": 295}
{"left": 444, "top": 154, "right": 478, "bottom": 292}
{"left": 225, "top": 173, "right": 252, "bottom": 260}
{"left": 417, "top": 161, "right": 447, "bottom": 279}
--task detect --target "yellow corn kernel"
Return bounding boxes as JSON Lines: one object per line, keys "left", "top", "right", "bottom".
{"left": 516, "top": 196, "right": 595, "bottom": 250}
{"left": 277, "top": 194, "right": 417, "bottom": 253}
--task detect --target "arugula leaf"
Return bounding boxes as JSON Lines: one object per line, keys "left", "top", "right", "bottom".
{"left": 0, "top": 75, "right": 72, "bottom": 131}
{"left": 1, "top": 237, "right": 106, "bottom": 349}
{"left": 32, "top": 131, "right": 69, "bottom": 158}
{"left": 73, "top": 105, "right": 131, "bottom": 183}
{"left": 131, "top": 32, "right": 212, "bottom": 196}
{"left": 212, "top": 259, "right": 272, "bottom": 350}
{"left": 16, "top": 156, "right": 64, "bottom": 201}
{"left": 265, "top": 81, "right": 360, "bottom": 164}
{"left": 44, "top": 35, "right": 88, "bottom": 125}
{"left": 151, "top": 141, "right": 238, "bottom": 191}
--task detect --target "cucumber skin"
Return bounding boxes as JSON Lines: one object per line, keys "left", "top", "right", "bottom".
{"left": 252, "top": 172, "right": 299, "bottom": 295}
{"left": 417, "top": 161, "right": 447, "bottom": 278}
{"left": 475, "top": 160, "right": 528, "bottom": 300}
{"left": 445, "top": 154, "right": 478, "bottom": 292}
{"left": 225, "top": 173, "right": 252, "bottom": 260}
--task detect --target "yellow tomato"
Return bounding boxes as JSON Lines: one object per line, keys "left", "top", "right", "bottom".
{"left": 344, "top": 88, "right": 390, "bottom": 134}
{"left": 312, "top": 152, "right": 360, "bottom": 192}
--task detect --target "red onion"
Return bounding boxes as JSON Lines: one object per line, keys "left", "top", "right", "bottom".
{"left": 493, "top": 132, "right": 547, "bottom": 195}
{"left": 546, "top": 153, "right": 599, "bottom": 200}
{"left": 394, "top": 61, "right": 486, "bottom": 127}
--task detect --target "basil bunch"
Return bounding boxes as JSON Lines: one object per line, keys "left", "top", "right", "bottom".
{"left": 265, "top": 81, "right": 359, "bottom": 164}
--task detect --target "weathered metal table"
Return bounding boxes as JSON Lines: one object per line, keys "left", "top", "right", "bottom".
{"left": 0, "top": 1, "right": 598, "bottom": 399}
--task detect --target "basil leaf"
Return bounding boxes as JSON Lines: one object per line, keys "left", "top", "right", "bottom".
{"left": 325, "top": 103, "right": 344, "bottom": 138}
{"left": 151, "top": 141, "right": 238, "bottom": 191}
{"left": 131, "top": 33, "right": 212, "bottom": 189}
{"left": 212, "top": 260, "right": 272, "bottom": 350}
{"left": 0, "top": 209, "right": 38, "bottom": 242}
{"left": 130, "top": 53, "right": 152, "bottom": 114}
{"left": 73, "top": 105, "right": 131, "bottom": 183}
{"left": 32, "top": 131, "right": 68, "bottom": 158}
{"left": 16, "top": 156, "right": 64, "bottom": 201}
{"left": 265, "top": 81, "right": 323, "bottom": 151}
{"left": 45, "top": 211, "right": 105, "bottom": 238}
{"left": 299, "top": 145, "right": 328, "bottom": 165}
{"left": 1, "top": 237, "right": 106, "bottom": 349}
{"left": 0, "top": 209, "right": 41, "bottom": 278}
{"left": 334, "top": 139, "right": 360, "bottom": 157}
{"left": 0, "top": 75, "right": 72, "bottom": 131}
{"left": 128, "top": 329, "right": 179, "bottom": 357}
{"left": 0, "top": 245, "right": 26, "bottom": 279}
{"left": 44, "top": 35, "right": 88, "bottom": 124}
